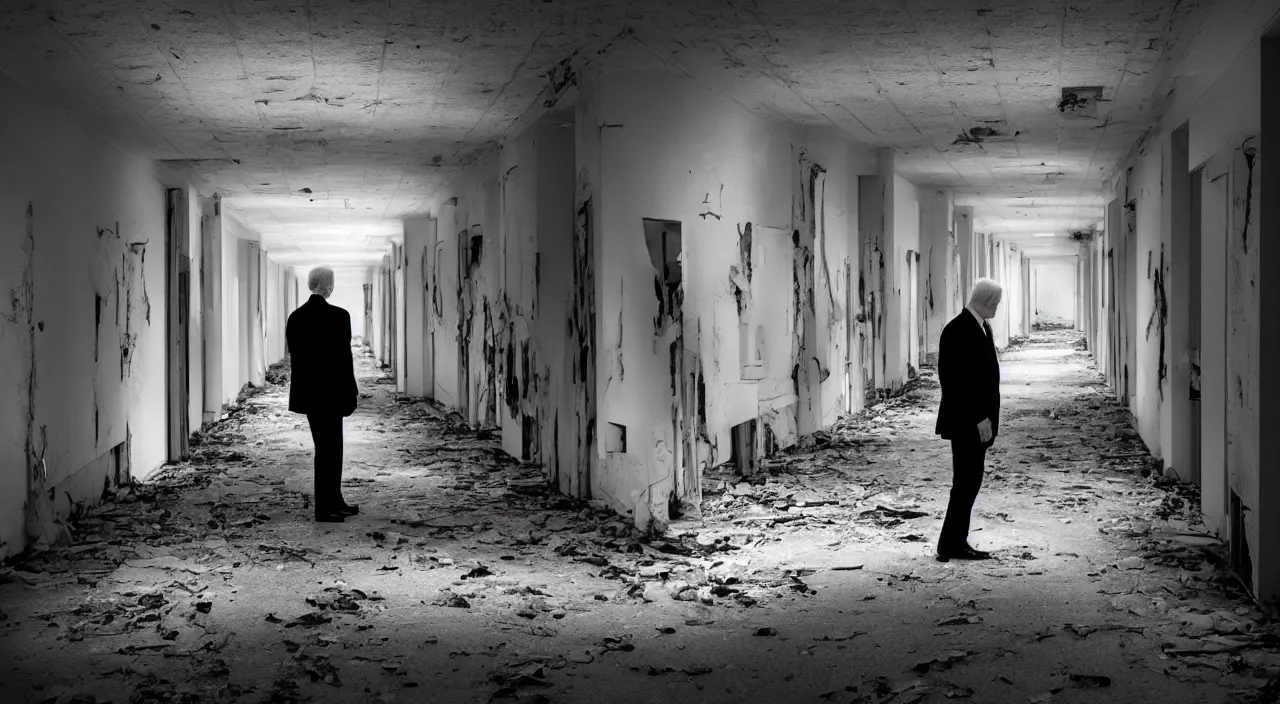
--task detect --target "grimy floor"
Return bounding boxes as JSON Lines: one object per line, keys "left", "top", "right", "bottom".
{"left": 2, "top": 331, "right": 1277, "bottom": 704}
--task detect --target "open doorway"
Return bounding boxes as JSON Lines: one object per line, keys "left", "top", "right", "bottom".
{"left": 165, "top": 188, "right": 190, "bottom": 461}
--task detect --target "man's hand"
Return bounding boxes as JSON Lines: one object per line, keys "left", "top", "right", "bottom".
{"left": 977, "top": 418, "right": 993, "bottom": 444}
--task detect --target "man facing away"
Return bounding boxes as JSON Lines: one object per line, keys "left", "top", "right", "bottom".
{"left": 933, "top": 277, "right": 1003, "bottom": 561}
{"left": 286, "top": 266, "right": 359, "bottom": 523}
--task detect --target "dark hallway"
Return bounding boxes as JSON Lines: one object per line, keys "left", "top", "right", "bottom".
{"left": 4, "top": 3, "right": 1280, "bottom": 697}
{"left": 2, "top": 330, "right": 1273, "bottom": 703}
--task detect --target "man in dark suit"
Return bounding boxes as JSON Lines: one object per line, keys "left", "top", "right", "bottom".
{"left": 934, "top": 277, "right": 1003, "bottom": 561}
{"left": 286, "top": 266, "right": 359, "bottom": 523}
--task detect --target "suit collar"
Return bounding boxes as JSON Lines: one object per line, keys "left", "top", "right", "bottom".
{"left": 306, "top": 293, "right": 328, "bottom": 306}
{"left": 965, "top": 305, "right": 986, "bottom": 330}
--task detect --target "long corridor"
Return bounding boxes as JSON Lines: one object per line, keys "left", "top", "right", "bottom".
{"left": 1, "top": 331, "right": 1275, "bottom": 704}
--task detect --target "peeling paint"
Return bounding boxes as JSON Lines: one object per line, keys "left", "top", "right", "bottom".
{"left": 570, "top": 196, "right": 596, "bottom": 498}
{"left": 699, "top": 185, "right": 724, "bottom": 220}
{"left": 1240, "top": 137, "right": 1257, "bottom": 254}
{"left": 729, "top": 222, "right": 753, "bottom": 317}
{"left": 1145, "top": 244, "right": 1168, "bottom": 397}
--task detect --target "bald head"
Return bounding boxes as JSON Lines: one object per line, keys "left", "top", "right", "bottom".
{"left": 308, "top": 266, "right": 335, "bottom": 298}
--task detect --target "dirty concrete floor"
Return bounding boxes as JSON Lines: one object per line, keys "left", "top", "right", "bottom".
{"left": 2, "top": 330, "right": 1278, "bottom": 704}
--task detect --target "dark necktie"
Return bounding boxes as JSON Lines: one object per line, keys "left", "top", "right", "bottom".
{"left": 983, "top": 321, "right": 992, "bottom": 341}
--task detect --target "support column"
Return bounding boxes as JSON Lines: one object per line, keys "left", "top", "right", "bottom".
{"left": 1021, "top": 256, "right": 1032, "bottom": 335}
{"left": 921, "top": 188, "right": 955, "bottom": 356}
{"left": 394, "top": 242, "right": 407, "bottom": 394}
{"left": 954, "top": 206, "right": 974, "bottom": 303}
{"left": 404, "top": 218, "right": 435, "bottom": 398}
{"left": 1255, "top": 35, "right": 1280, "bottom": 607}
{"left": 248, "top": 242, "right": 267, "bottom": 386}
{"left": 201, "top": 195, "right": 223, "bottom": 424}
{"left": 1167, "top": 123, "right": 1195, "bottom": 482}
{"left": 877, "top": 148, "right": 905, "bottom": 389}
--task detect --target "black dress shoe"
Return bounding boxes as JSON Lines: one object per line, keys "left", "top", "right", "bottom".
{"left": 937, "top": 544, "right": 984, "bottom": 561}
{"left": 337, "top": 504, "right": 359, "bottom": 516}
{"left": 959, "top": 545, "right": 992, "bottom": 559}
{"left": 315, "top": 511, "right": 346, "bottom": 523}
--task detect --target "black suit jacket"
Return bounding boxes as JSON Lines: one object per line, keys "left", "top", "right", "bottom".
{"left": 934, "top": 310, "right": 1000, "bottom": 443}
{"left": 286, "top": 294, "right": 358, "bottom": 417}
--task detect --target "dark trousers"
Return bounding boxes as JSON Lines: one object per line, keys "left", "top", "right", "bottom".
{"left": 306, "top": 413, "right": 345, "bottom": 516}
{"left": 938, "top": 438, "right": 988, "bottom": 550}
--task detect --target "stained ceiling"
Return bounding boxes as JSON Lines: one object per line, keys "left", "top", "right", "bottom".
{"left": 0, "top": 0, "right": 1206, "bottom": 265}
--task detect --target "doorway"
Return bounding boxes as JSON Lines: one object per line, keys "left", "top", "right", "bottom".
{"left": 165, "top": 188, "right": 190, "bottom": 462}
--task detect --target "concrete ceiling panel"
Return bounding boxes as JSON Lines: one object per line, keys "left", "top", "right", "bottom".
{"left": 0, "top": 0, "right": 1202, "bottom": 253}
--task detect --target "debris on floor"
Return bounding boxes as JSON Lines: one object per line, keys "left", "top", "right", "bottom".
{"left": 0, "top": 331, "right": 1275, "bottom": 703}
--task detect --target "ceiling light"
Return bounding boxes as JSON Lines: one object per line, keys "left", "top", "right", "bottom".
{"left": 1034, "top": 233, "right": 1056, "bottom": 238}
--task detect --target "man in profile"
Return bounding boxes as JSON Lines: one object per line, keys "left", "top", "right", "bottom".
{"left": 934, "top": 277, "right": 1003, "bottom": 561}
{"left": 286, "top": 266, "right": 359, "bottom": 523}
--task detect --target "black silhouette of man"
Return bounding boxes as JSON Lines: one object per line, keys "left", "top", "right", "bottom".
{"left": 934, "top": 277, "right": 1003, "bottom": 561}
{"left": 286, "top": 265, "right": 359, "bottom": 523}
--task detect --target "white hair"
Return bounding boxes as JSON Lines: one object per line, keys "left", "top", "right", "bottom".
{"left": 968, "top": 277, "right": 1003, "bottom": 307}
{"left": 308, "top": 266, "right": 335, "bottom": 293}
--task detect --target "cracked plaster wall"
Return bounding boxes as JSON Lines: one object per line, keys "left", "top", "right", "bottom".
{"left": 1186, "top": 45, "right": 1259, "bottom": 538}
{"left": 1095, "top": 42, "right": 1264, "bottom": 584}
{"left": 433, "top": 200, "right": 463, "bottom": 408}
{"left": 858, "top": 176, "right": 886, "bottom": 392}
{"left": 186, "top": 187, "right": 205, "bottom": 442}
{"left": 404, "top": 218, "right": 435, "bottom": 399}
{"left": 988, "top": 242, "right": 1010, "bottom": 347}
{"left": 1113, "top": 141, "right": 1168, "bottom": 462}
{"left": 201, "top": 197, "right": 223, "bottom": 424}
{"left": 0, "top": 69, "right": 189, "bottom": 556}
{"left": 920, "top": 188, "right": 956, "bottom": 357}
{"left": 890, "top": 172, "right": 922, "bottom": 380}
{"left": 588, "top": 62, "right": 872, "bottom": 527}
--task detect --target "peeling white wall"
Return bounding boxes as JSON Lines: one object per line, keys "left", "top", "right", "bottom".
{"left": 187, "top": 187, "right": 205, "bottom": 444}
{"left": 1120, "top": 140, "right": 1168, "bottom": 461}
{"left": 432, "top": 201, "right": 462, "bottom": 408}
{"left": 0, "top": 68, "right": 191, "bottom": 556}
{"left": 584, "top": 59, "right": 872, "bottom": 525}
{"left": 1190, "top": 44, "right": 1260, "bottom": 539}
{"left": 591, "top": 63, "right": 795, "bottom": 517}
{"left": 891, "top": 173, "right": 921, "bottom": 380}
{"left": 920, "top": 188, "right": 956, "bottom": 356}
{"left": 1098, "top": 37, "right": 1265, "bottom": 593}
{"left": 403, "top": 219, "right": 433, "bottom": 397}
